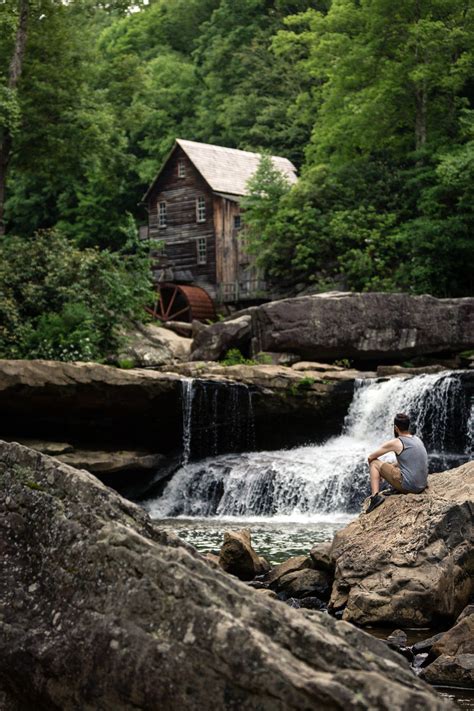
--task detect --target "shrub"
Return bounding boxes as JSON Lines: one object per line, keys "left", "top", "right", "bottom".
{"left": 0, "top": 229, "right": 154, "bottom": 361}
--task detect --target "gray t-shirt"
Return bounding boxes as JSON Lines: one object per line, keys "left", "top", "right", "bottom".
{"left": 396, "top": 435, "right": 428, "bottom": 493}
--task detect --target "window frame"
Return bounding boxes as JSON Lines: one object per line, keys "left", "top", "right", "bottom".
{"left": 196, "top": 196, "right": 206, "bottom": 223}
{"left": 234, "top": 214, "right": 242, "bottom": 230}
{"left": 177, "top": 160, "right": 186, "bottom": 178}
{"left": 196, "top": 237, "right": 207, "bottom": 265}
{"left": 158, "top": 201, "right": 167, "bottom": 228}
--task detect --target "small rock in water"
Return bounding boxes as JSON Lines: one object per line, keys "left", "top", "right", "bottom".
{"left": 218, "top": 529, "right": 267, "bottom": 581}
{"left": 386, "top": 629, "right": 408, "bottom": 650}
{"left": 299, "top": 597, "right": 326, "bottom": 611}
{"left": 285, "top": 598, "right": 302, "bottom": 609}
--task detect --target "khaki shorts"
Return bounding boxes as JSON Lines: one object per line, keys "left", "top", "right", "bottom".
{"left": 379, "top": 462, "right": 406, "bottom": 492}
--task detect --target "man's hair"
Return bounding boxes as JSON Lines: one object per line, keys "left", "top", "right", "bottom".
{"left": 394, "top": 413, "right": 410, "bottom": 431}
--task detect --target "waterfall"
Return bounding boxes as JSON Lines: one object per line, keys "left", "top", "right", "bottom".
{"left": 147, "top": 372, "right": 471, "bottom": 520}
{"left": 181, "top": 378, "right": 195, "bottom": 466}
{"left": 179, "top": 378, "right": 255, "bottom": 464}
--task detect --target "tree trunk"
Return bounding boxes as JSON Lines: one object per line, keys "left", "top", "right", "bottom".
{"left": 0, "top": 0, "right": 29, "bottom": 236}
{"left": 415, "top": 82, "right": 427, "bottom": 151}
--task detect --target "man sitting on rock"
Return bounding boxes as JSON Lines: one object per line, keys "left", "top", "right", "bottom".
{"left": 365, "top": 413, "right": 429, "bottom": 514}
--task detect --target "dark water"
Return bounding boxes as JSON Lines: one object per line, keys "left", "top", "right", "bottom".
{"left": 154, "top": 515, "right": 352, "bottom": 564}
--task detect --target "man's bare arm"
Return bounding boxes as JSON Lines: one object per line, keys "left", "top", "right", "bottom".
{"left": 367, "top": 438, "right": 401, "bottom": 463}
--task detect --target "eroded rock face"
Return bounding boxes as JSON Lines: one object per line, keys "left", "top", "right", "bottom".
{"left": 0, "top": 440, "right": 450, "bottom": 710}
{"left": 191, "top": 292, "right": 474, "bottom": 362}
{"left": 329, "top": 462, "right": 474, "bottom": 626}
{"left": 0, "top": 359, "right": 182, "bottom": 451}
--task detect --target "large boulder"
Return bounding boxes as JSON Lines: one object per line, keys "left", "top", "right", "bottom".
{"left": 0, "top": 440, "right": 450, "bottom": 710}
{"left": 191, "top": 313, "right": 253, "bottom": 361}
{"left": 191, "top": 292, "right": 474, "bottom": 362}
{"left": 120, "top": 322, "right": 191, "bottom": 367}
{"left": 329, "top": 462, "right": 474, "bottom": 626}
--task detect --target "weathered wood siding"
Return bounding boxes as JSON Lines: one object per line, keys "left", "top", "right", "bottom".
{"left": 147, "top": 146, "right": 216, "bottom": 286}
{"left": 214, "top": 196, "right": 241, "bottom": 285}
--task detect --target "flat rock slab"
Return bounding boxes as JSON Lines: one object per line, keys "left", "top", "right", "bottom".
{"left": 330, "top": 462, "right": 474, "bottom": 626}
{"left": 0, "top": 440, "right": 450, "bottom": 710}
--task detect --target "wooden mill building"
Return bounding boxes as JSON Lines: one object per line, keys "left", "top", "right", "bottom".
{"left": 142, "top": 139, "right": 297, "bottom": 322}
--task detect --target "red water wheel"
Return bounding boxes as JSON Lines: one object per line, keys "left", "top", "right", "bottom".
{"left": 146, "top": 283, "right": 216, "bottom": 323}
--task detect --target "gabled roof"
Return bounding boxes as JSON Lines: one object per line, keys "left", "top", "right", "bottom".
{"left": 143, "top": 139, "right": 297, "bottom": 201}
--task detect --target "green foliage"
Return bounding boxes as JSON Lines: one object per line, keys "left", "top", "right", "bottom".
{"left": 0, "top": 229, "right": 153, "bottom": 361}
{"left": 333, "top": 358, "right": 351, "bottom": 369}
{"left": 117, "top": 357, "right": 136, "bottom": 369}
{"left": 220, "top": 348, "right": 271, "bottom": 366}
{"left": 288, "top": 376, "right": 316, "bottom": 396}
{"left": 220, "top": 348, "right": 255, "bottom": 366}
{"left": 0, "top": 0, "right": 472, "bottom": 343}
{"left": 241, "top": 153, "right": 292, "bottom": 270}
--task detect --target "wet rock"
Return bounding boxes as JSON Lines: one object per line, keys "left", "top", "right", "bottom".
{"left": 421, "top": 654, "right": 474, "bottom": 687}
{"left": 273, "top": 569, "right": 333, "bottom": 601}
{"left": 0, "top": 440, "right": 451, "bottom": 710}
{"left": 431, "top": 613, "right": 474, "bottom": 659}
{"left": 420, "top": 609, "right": 474, "bottom": 685}
{"left": 298, "top": 596, "right": 326, "bottom": 611}
{"left": 329, "top": 461, "right": 474, "bottom": 626}
{"left": 412, "top": 632, "right": 445, "bottom": 656}
{"left": 218, "top": 529, "right": 267, "bottom": 581}
{"left": 309, "top": 542, "right": 336, "bottom": 573}
{"left": 262, "top": 554, "right": 313, "bottom": 586}
{"left": 376, "top": 365, "right": 447, "bottom": 377}
{"left": 56, "top": 449, "right": 165, "bottom": 474}
{"left": 386, "top": 629, "right": 408, "bottom": 650}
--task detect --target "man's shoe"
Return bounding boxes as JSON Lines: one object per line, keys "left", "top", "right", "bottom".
{"left": 365, "top": 493, "right": 385, "bottom": 514}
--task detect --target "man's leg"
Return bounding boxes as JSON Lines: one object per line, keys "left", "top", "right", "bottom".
{"left": 369, "top": 459, "right": 383, "bottom": 495}
{"left": 379, "top": 462, "right": 404, "bottom": 492}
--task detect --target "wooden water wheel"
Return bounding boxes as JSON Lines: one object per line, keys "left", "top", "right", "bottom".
{"left": 146, "top": 283, "right": 216, "bottom": 323}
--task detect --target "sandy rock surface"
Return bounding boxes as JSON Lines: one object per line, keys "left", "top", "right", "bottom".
{"left": 329, "top": 462, "right": 474, "bottom": 626}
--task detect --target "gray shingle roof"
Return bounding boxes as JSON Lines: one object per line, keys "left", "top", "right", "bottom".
{"left": 176, "top": 139, "right": 297, "bottom": 196}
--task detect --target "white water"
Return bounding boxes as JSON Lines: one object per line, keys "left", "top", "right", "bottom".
{"left": 144, "top": 371, "right": 470, "bottom": 520}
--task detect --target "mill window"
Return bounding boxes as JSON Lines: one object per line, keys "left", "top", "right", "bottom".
{"left": 196, "top": 196, "right": 206, "bottom": 223}
{"left": 158, "top": 201, "right": 167, "bottom": 228}
{"left": 234, "top": 215, "right": 242, "bottom": 230}
{"left": 178, "top": 160, "right": 186, "bottom": 178}
{"left": 197, "top": 238, "right": 207, "bottom": 265}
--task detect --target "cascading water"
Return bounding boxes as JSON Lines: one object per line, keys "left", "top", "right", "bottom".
{"left": 179, "top": 378, "right": 255, "bottom": 464}
{"left": 145, "top": 371, "right": 472, "bottom": 520}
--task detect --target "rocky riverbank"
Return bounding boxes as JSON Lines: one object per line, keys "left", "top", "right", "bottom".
{"left": 210, "top": 461, "right": 474, "bottom": 688}
{"left": 0, "top": 439, "right": 451, "bottom": 710}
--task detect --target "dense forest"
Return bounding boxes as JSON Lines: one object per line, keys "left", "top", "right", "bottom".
{"left": 0, "top": 0, "right": 473, "bottom": 359}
